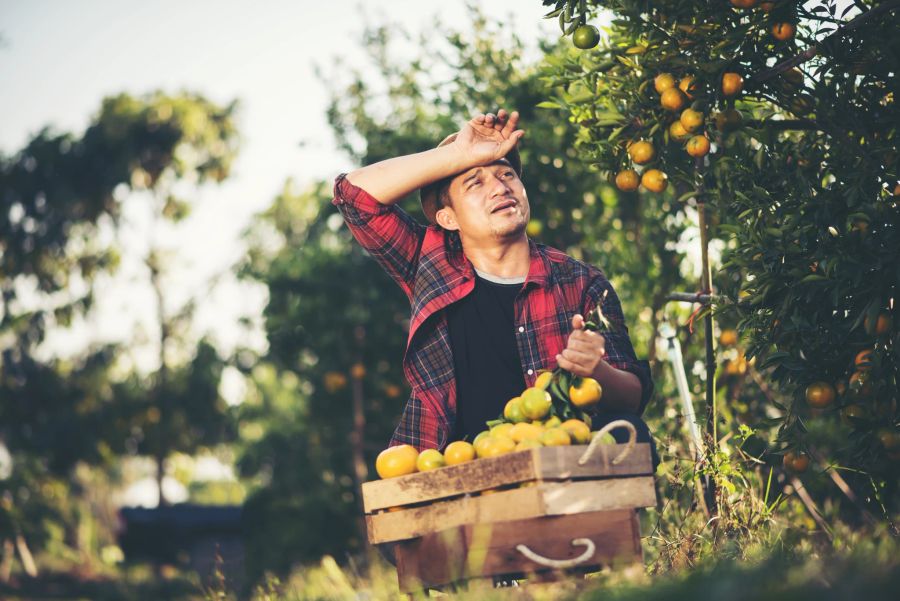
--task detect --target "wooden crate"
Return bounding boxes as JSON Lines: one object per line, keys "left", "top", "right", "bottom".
{"left": 362, "top": 440, "right": 656, "bottom": 592}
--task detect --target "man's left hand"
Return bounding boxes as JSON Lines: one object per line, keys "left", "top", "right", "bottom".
{"left": 555, "top": 314, "right": 606, "bottom": 378}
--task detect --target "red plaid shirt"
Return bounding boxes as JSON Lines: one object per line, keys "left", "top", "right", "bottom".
{"left": 333, "top": 173, "right": 653, "bottom": 451}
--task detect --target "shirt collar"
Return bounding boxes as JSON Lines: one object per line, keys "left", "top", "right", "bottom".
{"left": 444, "top": 230, "right": 551, "bottom": 289}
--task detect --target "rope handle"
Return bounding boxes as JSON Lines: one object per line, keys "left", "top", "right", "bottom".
{"left": 515, "top": 537, "right": 596, "bottom": 569}
{"left": 577, "top": 419, "right": 637, "bottom": 466}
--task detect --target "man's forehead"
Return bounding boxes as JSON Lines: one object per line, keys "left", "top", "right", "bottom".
{"left": 454, "top": 158, "right": 514, "bottom": 181}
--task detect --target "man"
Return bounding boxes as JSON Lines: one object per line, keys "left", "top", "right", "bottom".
{"left": 332, "top": 108, "right": 654, "bottom": 455}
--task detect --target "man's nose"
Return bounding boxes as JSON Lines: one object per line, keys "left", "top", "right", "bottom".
{"left": 488, "top": 173, "right": 513, "bottom": 196}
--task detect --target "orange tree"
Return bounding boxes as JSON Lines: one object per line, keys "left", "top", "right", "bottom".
{"left": 537, "top": 0, "right": 899, "bottom": 522}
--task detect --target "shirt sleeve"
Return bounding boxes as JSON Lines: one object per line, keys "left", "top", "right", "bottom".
{"left": 581, "top": 275, "right": 654, "bottom": 415}
{"left": 332, "top": 173, "right": 427, "bottom": 302}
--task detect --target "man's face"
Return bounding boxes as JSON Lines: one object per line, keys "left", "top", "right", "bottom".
{"left": 435, "top": 159, "right": 530, "bottom": 241}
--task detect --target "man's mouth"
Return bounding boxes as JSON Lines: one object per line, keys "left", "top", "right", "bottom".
{"left": 491, "top": 199, "right": 517, "bottom": 213}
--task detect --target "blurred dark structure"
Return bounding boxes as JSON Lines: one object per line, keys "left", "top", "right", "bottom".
{"left": 118, "top": 504, "right": 244, "bottom": 589}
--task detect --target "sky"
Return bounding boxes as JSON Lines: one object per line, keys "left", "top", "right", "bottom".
{"left": 0, "top": 0, "right": 558, "bottom": 396}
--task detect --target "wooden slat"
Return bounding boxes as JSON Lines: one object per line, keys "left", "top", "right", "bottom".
{"left": 535, "top": 443, "right": 653, "bottom": 480}
{"left": 366, "top": 477, "right": 656, "bottom": 543}
{"left": 362, "top": 443, "right": 653, "bottom": 512}
{"left": 395, "top": 509, "right": 641, "bottom": 592}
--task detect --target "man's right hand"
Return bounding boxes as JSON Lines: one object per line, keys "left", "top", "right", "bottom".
{"left": 450, "top": 109, "right": 526, "bottom": 168}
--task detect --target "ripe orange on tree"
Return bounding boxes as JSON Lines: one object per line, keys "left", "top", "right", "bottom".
{"left": 854, "top": 349, "right": 874, "bottom": 371}
{"left": 730, "top": 0, "right": 757, "bottom": 8}
{"left": 680, "top": 108, "right": 704, "bottom": 132}
{"left": 615, "top": 170, "right": 640, "bottom": 192}
{"left": 660, "top": 87, "right": 686, "bottom": 111}
{"left": 679, "top": 76, "right": 697, "bottom": 99}
{"left": 628, "top": 140, "right": 656, "bottom": 164}
{"left": 760, "top": 1, "right": 775, "bottom": 12}
{"left": 878, "top": 429, "right": 900, "bottom": 452}
{"left": 569, "top": 377, "right": 603, "bottom": 408}
{"left": 771, "top": 23, "right": 796, "bottom": 41}
{"left": 805, "top": 381, "right": 836, "bottom": 408}
{"left": 654, "top": 73, "right": 676, "bottom": 94}
{"left": 686, "top": 135, "right": 711, "bottom": 158}
{"left": 849, "top": 370, "right": 873, "bottom": 398}
{"left": 572, "top": 24, "right": 600, "bottom": 50}
{"left": 840, "top": 403, "right": 868, "bottom": 425}
{"left": 443, "top": 441, "right": 476, "bottom": 465}
{"left": 783, "top": 451, "right": 810, "bottom": 473}
{"left": 641, "top": 169, "right": 668, "bottom": 192}
{"left": 375, "top": 444, "right": 419, "bottom": 479}
{"left": 721, "top": 72, "right": 744, "bottom": 97}
{"left": 865, "top": 311, "right": 892, "bottom": 336}
{"left": 719, "top": 329, "right": 739, "bottom": 346}
{"left": 669, "top": 120, "right": 690, "bottom": 141}
{"left": 350, "top": 362, "right": 366, "bottom": 379}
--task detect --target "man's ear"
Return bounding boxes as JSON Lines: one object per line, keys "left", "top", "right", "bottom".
{"left": 435, "top": 206, "right": 460, "bottom": 231}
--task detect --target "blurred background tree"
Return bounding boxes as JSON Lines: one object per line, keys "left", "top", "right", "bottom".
{"left": 0, "top": 91, "right": 240, "bottom": 574}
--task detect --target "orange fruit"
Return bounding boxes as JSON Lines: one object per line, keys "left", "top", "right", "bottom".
{"left": 543, "top": 415, "right": 562, "bottom": 428}
{"left": 515, "top": 439, "right": 543, "bottom": 451}
{"left": 416, "top": 449, "right": 446, "bottom": 471}
{"left": 628, "top": 140, "right": 656, "bottom": 164}
{"left": 849, "top": 370, "right": 873, "bottom": 398}
{"left": 641, "top": 169, "right": 668, "bottom": 193}
{"left": 503, "top": 397, "right": 527, "bottom": 423}
{"left": 443, "top": 441, "right": 476, "bottom": 465}
{"left": 771, "top": 22, "right": 796, "bottom": 41}
{"left": 569, "top": 377, "right": 603, "bottom": 407}
{"left": 678, "top": 76, "right": 697, "bottom": 99}
{"left": 855, "top": 349, "right": 874, "bottom": 371}
{"left": 660, "top": 87, "right": 686, "bottom": 111}
{"left": 805, "top": 382, "right": 836, "bottom": 408}
{"left": 783, "top": 451, "right": 809, "bottom": 473}
{"left": 780, "top": 68, "right": 804, "bottom": 93}
{"left": 520, "top": 387, "right": 552, "bottom": 420}
{"left": 615, "top": 170, "right": 640, "bottom": 192}
{"left": 721, "top": 72, "right": 744, "bottom": 97}
{"left": 878, "top": 429, "right": 900, "bottom": 451}
{"left": 730, "top": 0, "right": 757, "bottom": 7}
{"left": 894, "top": 183, "right": 900, "bottom": 196}
{"left": 534, "top": 371, "right": 553, "bottom": 390}
{"left": 865, "top": 312, "right": 892, "bottom": 336}
{"left": 654, "top": 73, "right": 676, "bottom": 94}
{"left": 510, "top": 422, "right": 544, "bottom": 443}
{"left": 679, "top": 108, "right": 704, "bottom": 132}
{"left": 560, "top": 419, "right": 592, "bottom": 444}
{"left": 539, "top": 428, "right": 572, "bottom": 447}
{"left": 840, "top": 403, "right": 868, "bottom": 423}
{"left": 375, "top": 445, "right": 419, "bottom": 479}
{"left": 350, "top": 363, "right": 366, "bottom": 379}
{"left": 478, "top": 436, "right": 516, "bottom": 458}
{"left": 669, "top": 120, "right": 690, "bottom": 141}
{"left": 491, "top": 422, "right": 516, "bottom": 439}
{"left": 719, "top": 329, "right": 738, "bottom": 346}
{"left": 760, "top": 1, "right": 775, "bottom": 11}
{"left": 686, "top": 135, "right": 711, "bottom": 158}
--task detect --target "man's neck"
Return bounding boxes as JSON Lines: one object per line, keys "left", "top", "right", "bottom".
{"left": 461, "top": 234, "right": 531, "bottom": 279}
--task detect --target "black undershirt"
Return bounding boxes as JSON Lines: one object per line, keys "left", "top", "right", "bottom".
{"left": 447, "top": 272, "right": 527, "bottom": 442}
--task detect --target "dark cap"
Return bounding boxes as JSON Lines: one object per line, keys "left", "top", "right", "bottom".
{"left": 419, "top": 132, "right": 523, "bottom": 225}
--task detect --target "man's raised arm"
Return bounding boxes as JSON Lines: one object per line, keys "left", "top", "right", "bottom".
{"left": 345, "top": 110, "right": 525, "bottom": 206}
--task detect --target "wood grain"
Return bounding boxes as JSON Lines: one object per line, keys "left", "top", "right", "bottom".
{"left": 366, "top": 477, "right": 656, "bottom": 543}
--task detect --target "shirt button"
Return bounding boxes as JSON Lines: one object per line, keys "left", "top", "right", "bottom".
{"left": 527, "top": 369, "right": 534, "bottom": 376}
{"left": 518, "top": 326, "right": 525, "bottom": 333}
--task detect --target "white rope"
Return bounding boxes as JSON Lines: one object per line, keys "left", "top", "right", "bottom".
{"left": 577, "top": 419, "right": 637, "bottom": 466}
{"left": 515, "top": 538, "right": 596, "bottom": 569}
